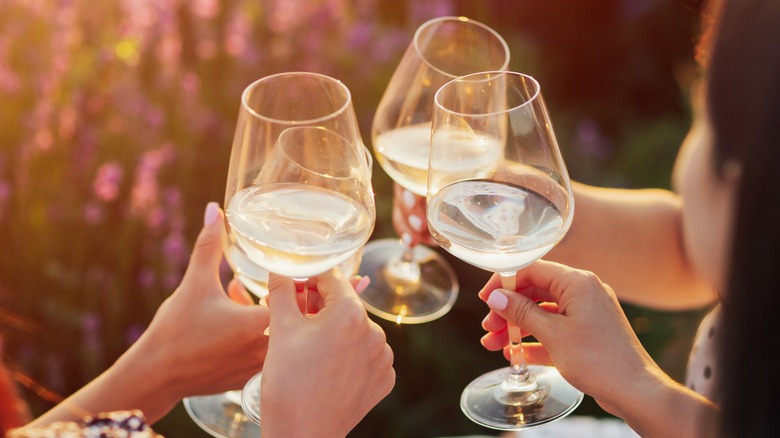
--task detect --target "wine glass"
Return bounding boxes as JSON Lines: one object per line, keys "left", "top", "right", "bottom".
{"left": 359, "top": 16, "right": 510, "bottom": 324}
{"left": 221, "top": 72, "right": 374, "bottom": 426}
{"left": 427, "top": 71, "right": 583, "bottom": 430}
{"left": 184, "top": 141, "right": 373, "bottom": 437}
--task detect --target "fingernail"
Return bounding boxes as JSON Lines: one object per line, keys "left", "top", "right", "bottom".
{"left": 354, "top": 276, "right": 371, "bottom": 294}
{"left": 486, "top": 290, "right": 508, "bottom": 311}
{"left": 204, "top": 202, "right": 219, "bottom": 226}
{"left": 402, "top": 189, "right": 416, "bottom": 208}
{"left": 401, "top": 232, "right": 412, "bottom": 247}
{"left": 408, "top": 214, "right": 423, "bottom": 232}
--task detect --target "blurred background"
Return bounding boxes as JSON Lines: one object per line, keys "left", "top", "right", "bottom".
{"left": 0, "top": 0, "right": 710, "bottom": 436}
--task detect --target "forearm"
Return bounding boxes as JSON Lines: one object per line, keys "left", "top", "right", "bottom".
{"left": 617, "top": 367, "right": 719, "bottom": 438}
{"left": 547, "top": 182, "right": 716, "bottom": 310}
{"left": 22, "top": 338, "right": 179, "bottom": 428}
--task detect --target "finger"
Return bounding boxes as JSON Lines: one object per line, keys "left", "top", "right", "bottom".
{"left": 538, "top": 302, "right": 560, "bottom": 314}
{"left": 485, "top": 287, "right": 556, "bottom": 336}
{"left": 513, "top": 260, "right": 592, "bottom": 302}
{"left": 522, "top": 342, "right": 553, "bottom": 366}
{"left": 350, "top": 275, "right": 371, "bottom": 294}
{"left": 227, "top": 278, "right": 255, "bottom": 305}
{"left": 312, "top": 267, "right": 356, "bottom": 306}
{"left": 501, "top": 342, "right": 552, "bottom": 365}
{"left": 267, "top": 273, "right": 304, "bottom": 328}
{"left": 182, "top": 202, "right": 225, "bottom": 285}
{"left": 481, "top": 329, "right": 509, "bottom": 351}
{"left": 481, "top": 310, "right": 507, "bottom": 332}
{"left": 478, "top": 272, "right": 506, "bottom": 301}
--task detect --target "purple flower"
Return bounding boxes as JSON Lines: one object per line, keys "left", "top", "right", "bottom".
{"left": 81, "top": 313, "right": 102, "bottom": 337}
{"left": 163, "top": 272, "right": 182, "bottom": 290}
{"left": 137, "top": 268, "right": 156, "bottom": 289}
{"left": 575, "top": 119, "right": 612, "bottom": 160}
{"left": 93, "top": 161, "right": 123, "bottom": 202}
{"left": 163, "top": 231, "right": 187, "bottom": 267}
{"left": 125, "top": 323, "right": 146, "bottom": 346}
{"left": 130, "top": 146, "right": 176, "bottom": 227}
{"left": 192, "top": 0, "right": 220, "bottom": 18}
{"left": 347, "top": 23, "right": 373, "bottom": 50}
{"left": 83, "top": 202, "right": 103, "bottom": 225}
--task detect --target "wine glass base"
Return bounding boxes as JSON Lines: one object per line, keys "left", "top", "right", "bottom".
{"left": 240, "top": 372, "right": 262, "bottom": 426}
{"left": 183, "top": 392, "right": 261, "bottom": 438}
{"left": 357, "top": 238, "right": 459, "bottom": 324}
{"left": 461, "top": 365, "right": 584, "bottom": 431}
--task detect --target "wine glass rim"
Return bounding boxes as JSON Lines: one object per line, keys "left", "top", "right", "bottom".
{"left": 413, "top": 16, "right": 510, "bottom": 80}
{"left": 275, "top": 126, "right": 369, "bottom": 180}
{"left": 240, "top": 71, "right": 353, "bottom": 125}
{"left": 433, "top": 71, "right": 542, "bottom": 118}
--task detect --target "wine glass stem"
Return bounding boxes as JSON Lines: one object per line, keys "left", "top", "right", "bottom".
{"left": 303, "top": 279, "right": 309, "bottom": 314}
{"left": 501, "top": 274, "right": 535, "bottom": 390}
{"left": 400, "top": 234, "right": 416, "bottom": 264}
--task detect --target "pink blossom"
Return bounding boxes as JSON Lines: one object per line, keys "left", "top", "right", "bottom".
{"left": 83, "top": 202, "right": 103, "bottom": 225}
{"left": 137, "top": 268, "right": 156, "bottom": 289}
{"left": 93, "top": 161, "right": 124, "bottom": 202}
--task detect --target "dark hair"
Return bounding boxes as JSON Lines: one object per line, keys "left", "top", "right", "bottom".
{"left": 707, "top": 1, "right": 780, "bottom": 436}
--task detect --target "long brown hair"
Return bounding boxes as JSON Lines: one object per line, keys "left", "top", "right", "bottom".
{"left": 707, "top": 0, "right": 780, "bottom": 436}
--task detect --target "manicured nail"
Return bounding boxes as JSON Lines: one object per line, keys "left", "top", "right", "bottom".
{"left": 402, "top": 189, "right": 416, "bottom": 208}
{"left": 354, "top": 276, "right": 371, "bottom": 294}
{"left": 486, "top": 290, "right": 508, "bottom": 311}
{"left": 401, "top": 232, "right": 412, "bottom": 247}
{"left": 408, "top": 214, "right": 423, "bottom": 232}
{"left": 204, "top": 202, "right": 219, "bottom": 226}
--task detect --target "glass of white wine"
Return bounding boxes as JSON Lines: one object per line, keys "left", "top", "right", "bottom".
{"left": 359, "top": 16, "right": 510, "bottom": 324}
{"left": 427, "top": 71, "right": 583, "bottom": 430}
{"left": 224, "top": 72, "right": 374, "bottom": 426}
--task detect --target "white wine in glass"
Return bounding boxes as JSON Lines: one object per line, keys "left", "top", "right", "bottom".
{"left": 359, "top": 16, "right": 510, "bottom": 324}
{"left": 225, "top": 72, "right": 373, "bottom": 427}
{"left": 184, "top": 144, "right": 373, "bottom": 437}
{"left": 427, "top": 71, "right": 583, "bottom": 430}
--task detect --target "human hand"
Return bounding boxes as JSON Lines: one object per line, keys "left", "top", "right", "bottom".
{"left": 260, "top": 269, "right": 395, "bottom": 438}
{"left": 122, "top": 202, "right": 270, "bottom": 401}
{"left": 391, "top": 183, "right": 437, "bottom": 247}
{"left": 478, "top": 260, "right": 661, "bottom": 416}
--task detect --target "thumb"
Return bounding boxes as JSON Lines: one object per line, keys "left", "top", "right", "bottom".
{"left": 485, "top": 288, "right": 553, "bottom": 336}
{"left": 182, "top": 202, "right": 225, "bottom": 283}
{"left": 267, "top": 273, "right": 304, "bottom": 329}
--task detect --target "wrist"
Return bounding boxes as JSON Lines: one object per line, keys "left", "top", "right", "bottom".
{"left": 109, "top": 336, "right": 181, "bottom": 422}
{"left": 615, "top": 366, "right": 717, "bottom": 437}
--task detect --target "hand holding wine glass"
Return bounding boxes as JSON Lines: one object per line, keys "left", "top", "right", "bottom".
{"left": 222, "top": 72, "right": 375, "bottom": 425}
{"left": 260, "top": 270, "right": 395, "bottom": 438}
{"left": 427, "top": 71, "right": 583, "bottom": 430}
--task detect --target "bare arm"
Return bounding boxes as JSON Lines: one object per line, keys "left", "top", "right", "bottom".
{"left": 393, "top": 181, "right": 716, "bottom": 310}
{"left": 546, "top": 182, "right": 717, "bottom": 310}
{"left": 18, "top": 204, "right": 270, "bottom": 428}
{"left": 480, "top": 261, "right": 719, "bottom": 438}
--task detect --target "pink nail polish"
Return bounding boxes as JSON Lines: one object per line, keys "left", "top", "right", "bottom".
{"left": 486, "top": 290, "right": 508, "bottom": 311}
{"left": 354, "top": 276, "right": 371, "bottom": 294}
{"left": 204, "top": 202, "right": 219, "bottom": 226}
